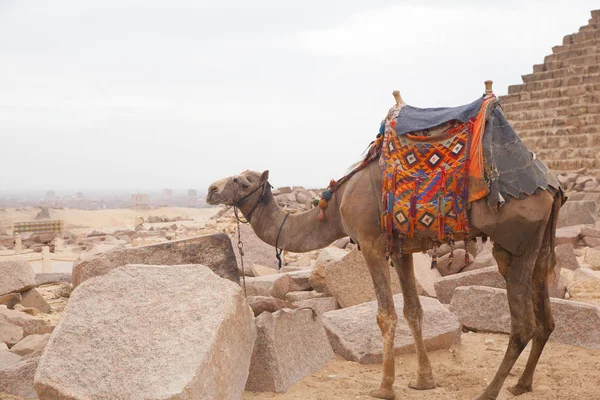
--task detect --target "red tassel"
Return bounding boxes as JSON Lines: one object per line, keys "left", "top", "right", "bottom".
{"left": 318, "top": 209, "right": 325, "bottom": 221}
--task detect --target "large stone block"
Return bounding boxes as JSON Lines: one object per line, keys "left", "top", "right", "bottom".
{"left": 72, "top": 234, "right": 240, "bottom": 287}
{"left": 292, "top": 297, "right": 339, "bottom": 316}
{"left": 10, "top": 333, "right": 50, "bottom": 356}
{"left": 557, "top": 200, "right": 596, "bottom": 228}
{"left": 435, "top": 249, "right": 474, "bottom": 276}
{"left": 234, "top": 223, "right": 279, "bottom": 270}
{"left": 247, "top": 296, "right": 296, "bottom": 317}
{"left": 20, "top": 288, "right": 51, "bottom": 314}
{"left": 0, "top": 306, "right": 55, "bottom": 336}
{"left": 35, "top": 272, "right": 71, "bottom": 286}
{"left": 321, "top": 295, "right": 460, "bottom": 364}
{"left": 245, "top": 309, "right": 334, "bottom": 393}
{"left": 324, "top": 249, "right": 402, "bottom": 308}
{"left": 0, "top": 349, "right": 22, "bottom": 370}
{"left": 244, "top": 270, "right": 311, "bottom": 297}
{"left": 0, "top": 356, "right": 39, "bottom": 399}
{"left": 555, "top": 225, "right": 582, "bottom": 246}
{"left": 413, "top": 253, "right": 442, "bottom": 297}
{"left": 434, "top": 266, "right": 506, "bottom": 304}
{"left": 0, "top": 321, "right": 23, "bottom": 347}
{"left": 555, "top": 243, "right": 580, "bottom": 271}
{"left": 0, "top": 261, "right": 36, "bottom": 296}
{"left": 34, "top": 265, "right": 256, "bottom": 400}
{"left": 449, "top": 285, "right": 600, "bottom": 350}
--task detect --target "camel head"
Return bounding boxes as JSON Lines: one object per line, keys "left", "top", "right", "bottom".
{"left": 206, "top": 170, "right": 270, "bottom": 207}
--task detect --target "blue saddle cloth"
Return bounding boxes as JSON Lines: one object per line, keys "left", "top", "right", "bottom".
{"left": 393, "top": 96, "right": 485, "bottom": 135}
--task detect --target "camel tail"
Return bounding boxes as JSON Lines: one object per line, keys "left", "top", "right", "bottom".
{"left": 547, "top": 188, "right": 566, "bottom": 280}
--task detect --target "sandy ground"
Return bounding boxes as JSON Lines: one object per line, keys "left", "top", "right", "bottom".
{"left": 244, "top": 333, "right": 600, "bottom": 400}
{"left": 0, "top": 206, "right": 220, "bottom": 231}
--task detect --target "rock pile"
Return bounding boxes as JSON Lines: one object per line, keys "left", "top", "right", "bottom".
{"left": 0, "top": 261, "right": 69, "bottom": 398}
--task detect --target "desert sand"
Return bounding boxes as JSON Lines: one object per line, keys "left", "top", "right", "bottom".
{"left": 0, "top": 206, "right": 219, "bottom": 231}
{"left": 244, "top": 332, "right": 600, "bottom": 400}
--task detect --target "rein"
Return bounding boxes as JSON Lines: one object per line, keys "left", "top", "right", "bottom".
{"left": 231, "top": 178, "right": 289, "bottom": 298}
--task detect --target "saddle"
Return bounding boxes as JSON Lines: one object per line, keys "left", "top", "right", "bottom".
{"left": 316, "top": 82, "right": 559, "bottom": 259}
{"left": 370, "top": 83, "right": 558, "bottom": 256}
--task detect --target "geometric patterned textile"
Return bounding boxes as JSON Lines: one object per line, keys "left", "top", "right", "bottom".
{"left": 379, "top": 105, "right": 473, "bottom": 241}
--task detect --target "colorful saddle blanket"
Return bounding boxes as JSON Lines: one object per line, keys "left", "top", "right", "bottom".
{"left": 378, "top": 96, "right": 496, "bottom": 241}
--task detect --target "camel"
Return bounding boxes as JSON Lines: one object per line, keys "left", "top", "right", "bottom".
{"left": 206, "top": 90, "right": 563, "bottom": 400}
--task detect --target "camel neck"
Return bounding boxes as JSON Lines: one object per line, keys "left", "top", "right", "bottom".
{"left": 243, "top": 187, "right": 346, "bottom": 253}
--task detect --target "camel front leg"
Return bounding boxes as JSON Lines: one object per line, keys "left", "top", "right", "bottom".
{"left": 391, "top": 253, "right": 436, "bottom": 390}
{"left": 362, "top": 246, "right": 398, "bottom": 400}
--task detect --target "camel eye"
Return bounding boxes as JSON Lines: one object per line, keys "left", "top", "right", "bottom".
{"left": 241, "top": 182, "right": 250, "bottom": 189}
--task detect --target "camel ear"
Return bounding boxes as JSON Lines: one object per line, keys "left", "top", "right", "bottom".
{"left": 260, "top": 170, "right": 270, "bottom": 182}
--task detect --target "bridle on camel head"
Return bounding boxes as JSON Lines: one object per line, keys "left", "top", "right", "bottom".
{"left": 231, "top": 176, "right": 271, "bottom": 223}
{"left": 231, "top": 177, "right": 289, "bottom": 298}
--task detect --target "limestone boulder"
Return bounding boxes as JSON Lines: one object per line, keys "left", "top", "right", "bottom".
{"left": 583, "top": 236, "right": 600, "bottom": 247}
{"left": 35, "top": 272, "right": 71, "bottom": 286}
{"left": 450, "top": 286, "right": 600, "bottom": 350}
{"left": 557, "top": 200, "right": 596, "bottom": 228}
{"left": 435, "top": 249, "right": 474, "bottom": 276}
{"left": 0, "top": 321, "right": 23, "bottom": 347}
{"left": 245, "top": 275, "right": 281, "bottom": 297}
{"left": 412, "top": 253, "right": 441, "bottom": 297}
{"left": 323, "top": 249, "right": 402, "bottom": 308}
{"left": 555, "top": 225, "right": 583, "bottom": 246}
{"left": 463, "top": 249, "right": 497, "bottom": 272}
{"left": 34, "top": 265, "right": 256, "bottom": 400}
{"left": 247, "top": 296, "right": 296, "bottom": 317}
{"left": 250, "top": 264, "right": 277, "bottom": 277}
{"left": 584, "top": 248, "right": 600, "bottom": 270}
{"left": 0, "top": 293, "right": 22, "bottom": 309}
{"left": 581, "top": 226, "right": 600, "bottom": 238}
{"left": 234, "top": 224, "right": 280, "bottom": 270}
{"left": 568, "top": 268, "right": 600, "bottom": 305}
{"left": 20, "top": 288, "right": 51, "bottom": 314}
{"left": 292, "top": 297, "right": 339, "bottom": 316}
{"left": 321, "top": 295, "right": 460, "bottom": 364}
{"left": 285, "top": 290, "right": 327, "bottom": 302}
{"left": 269, "top": 273, "right": 311, "bottom": 300}
{"left": 245, "top": 309, "right": 334, "bottom": 393}
{"left": 434, "top": 266, "right": 506, "bottom": 304}
{"left": 0, "top": 306, "right": 55, "bottom": 336}
{"left": 309, "top": 262, "right": 330, "bottom": 295}
{"left": 0, "top": 349, "right": 22, "bottom": 370}
{"left": 10, "top": 333, "right": 50, "bottom": 356}
{"left": 315, "top": 247, "right": 348, "bottom": 265}
{"left": 555, "top": 243, "right": 580, "bottom": 271}
{"left": 0, "top": 356, "right": 39, "bottom": 399}
{"left": 72, "top": 233, "right": 240, "bottom": 287}
{"left": 0, "top": 261, "right": 36, "bottom": 296}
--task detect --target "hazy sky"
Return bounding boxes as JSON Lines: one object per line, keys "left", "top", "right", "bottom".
{"left": 1, "top": 1, "right": 598, "bottom": 193}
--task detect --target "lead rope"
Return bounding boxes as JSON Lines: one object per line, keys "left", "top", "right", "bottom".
{"left": 234, "top": 206, "right": 247, "bottom": 298}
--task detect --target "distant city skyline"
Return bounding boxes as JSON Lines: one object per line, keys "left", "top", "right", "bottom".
{"left": 1, "top": 1, "right": 598, "bottom": 191}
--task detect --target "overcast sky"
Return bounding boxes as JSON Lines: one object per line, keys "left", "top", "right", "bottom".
{"left": 1, "top": 1, "right": 598, "bottom": 193}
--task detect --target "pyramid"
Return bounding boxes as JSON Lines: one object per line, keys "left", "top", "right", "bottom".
{"left": 499, "top": 9, "right": 600, "bottom": 177}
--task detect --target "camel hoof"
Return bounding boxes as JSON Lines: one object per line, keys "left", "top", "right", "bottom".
{"left": 473, "top": 395, "right": 497, "bottom": 400}
{"left": 408, "top": 374, "right": 436, "bottom": 390}
{"left": 370, "top": 387, "right": 396, "bottom": 400}
{"left": 507, "top": 384, "right": 532, "bottom": 396}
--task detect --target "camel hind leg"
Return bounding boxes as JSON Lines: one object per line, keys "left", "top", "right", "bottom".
{"left": 475, "top": 242, "right": 540, "bottom": 400}
{"left": 508, "top": 209, "right": 557, "bottom": 396}
{"left": 391, "top": 253, "right": 435, "bottom": 390}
